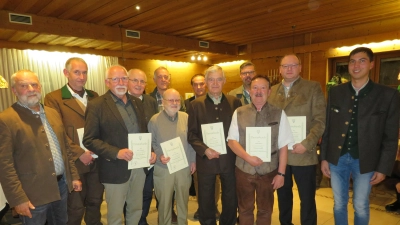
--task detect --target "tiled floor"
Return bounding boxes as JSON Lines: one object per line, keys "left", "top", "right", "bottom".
{"left": 2, "top": 177, "right": 400, "bottom": 225}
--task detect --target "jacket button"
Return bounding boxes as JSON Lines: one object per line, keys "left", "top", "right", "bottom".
{"left": 351, "top": 96, "right": 354, "bottom": 99}
{"left": 345, "top": 122, "right": 349, "bottom": 125}
{"left": 342, "top": 134, "right": 345, "bottom": 137}
{"left": 338, "top": 146, "right": 342, "bottom": 149}
{"left": 45, "top": 143, "right": 49, "bottom": 147}
{"left": 349, "top": 109, "right": 352, "bottom": 113}
{"left": 52, "top": 173, "right": 56, "bottom": 176}
{"left": 215, "top": 107, "right": 218, "bottom": 110}
{"left": 49, "top": 158, "right": 53, "bottom": 162}
{"left": 216, "top": 117, "right": 219, "bottom": 120}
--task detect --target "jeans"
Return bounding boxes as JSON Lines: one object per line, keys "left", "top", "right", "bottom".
{"left": 329, "top": 153, "right": 374, "bottom": 225}
{"left": 20, "top": 177, "right": 68, "bottom": 225}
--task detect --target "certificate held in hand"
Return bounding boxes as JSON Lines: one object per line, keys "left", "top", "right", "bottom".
{"left": 160, "top": 137, "right": 188, "bottom": 174}
{"left": 287, "top": 116, "right": 306, "bottom": 150}
{"left": 201, "top": 122, "right": 227, "bottom": 154}
{"left": 246, "top": 127, "right": 271, "bottom": 162}
{"left": 128, "top": 133, "right": 152, "bottom": 169}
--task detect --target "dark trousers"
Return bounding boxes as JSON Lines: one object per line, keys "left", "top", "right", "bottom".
{"left": 236, "top": 167, "right": 277, "bottom": 225}
{"left": 67, "top": 163, "right": 104, "bottom": 225}
{"left": 139, "top": 167, "right": 154, "bottom": 225}
{"left": 197, "top": 171, "right": 237, "bottom": 225}
{"left": 277, "top": 165, "right": 317, "bottom": 225}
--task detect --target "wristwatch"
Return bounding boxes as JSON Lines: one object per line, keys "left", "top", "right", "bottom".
{"left": 277, "top": 172, "right": 285, "bottom": 177}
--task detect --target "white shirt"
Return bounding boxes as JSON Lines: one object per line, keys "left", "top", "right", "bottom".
{"left": 0, "top": 183, "right": 6, "bottom": 211}
{"left": 227, "top": 109, "right": 294, "bottom": 149}
{"left": 66, "top": 85, "right": 88, "bottom": 107}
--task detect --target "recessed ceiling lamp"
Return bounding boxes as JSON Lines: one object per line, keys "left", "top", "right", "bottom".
{"left": 136, "top": 5, "right": 140, "bottom": 10}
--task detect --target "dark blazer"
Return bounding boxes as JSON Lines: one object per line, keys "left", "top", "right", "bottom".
{"left": 321, "top": 81, "right": 399, "bottom": 175}
{"left": 140, "top": 94, "right": 158, "bottom": 124}
{"left": 83, "top": 91, "right": 147, "bottom": 184}
{"left": 184, "top": 95, "right": 195, "bottom": 110}
{"left": 0, "top": 104, "right": 79, "bottom": 207}
{"left": 187, "top": 94, "right": 242, "bottom": 174}
{"left": 44, "top": 85, "right": 99, "bottom": 174}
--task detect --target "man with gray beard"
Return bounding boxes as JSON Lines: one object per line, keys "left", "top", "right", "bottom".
{"left": 83, "top": 65, "right": 156, "bottom": 225}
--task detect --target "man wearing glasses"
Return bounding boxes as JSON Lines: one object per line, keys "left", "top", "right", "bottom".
{"left": 269, "top": 54, "right": 326, "bottom": 225}
{"left": 188, "top": 65, "right": 242, "bottom": 225}
{"left": 44, "top": 57, "right": 103, "bottom": 225}
{"left": 148, "top": 88, "right": 196, "bottom": 225}
{"left": 83, "top": 65, "right": 156, "bottom": 225}
{"left": 150, "top": 66, "right": 185, "bottom": 112}
{"left": 127, "top": 68, "right": 158, "bottom": 225}
{"left": 228, "top": 62, "right": 256, "bottom": 105}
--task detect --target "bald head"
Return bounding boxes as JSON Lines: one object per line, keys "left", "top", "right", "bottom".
{"left": 11, "top": 70, "right": 42, "bottom": 111}
{"left": 162, "top": 88, "right": 181, "bottom": 117}
{"left": 128, "top": 69, "right": 147, "bottom": 97}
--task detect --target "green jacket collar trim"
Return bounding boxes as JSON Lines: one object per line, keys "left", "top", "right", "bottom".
{"left": 61, "top": 85, "right": 94, "bottom": 99}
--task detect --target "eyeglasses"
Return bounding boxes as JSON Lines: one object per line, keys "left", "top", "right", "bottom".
{"left": 128, "top": 78, "right": 146, "bottom": 85}
{"left": 280, "top": 64, "right": 299, "bottom": 69}
{"left": 164, "top": 99, "right": 180, "bottom": 104}
{"left": 107, "top": 77, "right": 129, "bottom": 83}
{"left": 18, "top": 83, "right": 40, "bottom": 90}
{"left": 240, "top": 71, "right": 255, "bottom": 76}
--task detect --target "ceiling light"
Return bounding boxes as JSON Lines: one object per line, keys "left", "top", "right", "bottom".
{"left": 136, "top": 6, "right": 140, "bottom": 10}
{"left": 191, "top": 55, "right": 195, "bottom": 60}
{"left": 190, "top": 53, "right": 208, "bottom": 61}
{"left": 203, "top": 56, "right": 208, "bottom": 61}
{"left": 197, "top": 55, "right": 202, "bottom": 60}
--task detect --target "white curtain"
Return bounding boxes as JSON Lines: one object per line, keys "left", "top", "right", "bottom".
{"left": 0, "top": 48, "right": 118, "bottom": 112}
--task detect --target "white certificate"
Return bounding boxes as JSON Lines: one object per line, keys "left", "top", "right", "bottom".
{"left": 160, "top": 137, "right": 188, "bottom": 174}
{"left": 128, "top": 133, "right": 151, "bottom": 169}
{"left": 246, "top": 127, "right": 271, "bottom": 162}
{"left": 201, "top": 122, "right": 227, "bottom": 154}
{"left": 77, "top": 128, "right": 98, "bottom": 158}
{"left": 287, "top": 116, "right": 306, "bottom": 150}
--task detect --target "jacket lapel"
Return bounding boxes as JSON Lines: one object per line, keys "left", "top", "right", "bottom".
{"left": 104, "top": 91, "right": 128, "bottom": 132}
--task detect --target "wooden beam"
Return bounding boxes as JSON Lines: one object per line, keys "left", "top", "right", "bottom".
{"left": 0, "top": 39, "right": 197, "bottom": 62}
{"left": 0, "top": 9, "right": 237, "bottom": 55}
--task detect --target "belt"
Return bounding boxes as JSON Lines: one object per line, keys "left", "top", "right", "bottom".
{"left": 57, "top": 175, "right": 63, "bottom": 181}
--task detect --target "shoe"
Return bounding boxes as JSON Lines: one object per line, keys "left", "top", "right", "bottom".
{"left": 172, "top": 210, "right": 178, "bottom": 224}
{"left": 193, "top": 210, "right": 199, "bottom": 220}
{"left": 385, "top": 201, "right": 400, "bottom": 212}
{"left": 216, "top": 209, "right": 220, "bottom": 219}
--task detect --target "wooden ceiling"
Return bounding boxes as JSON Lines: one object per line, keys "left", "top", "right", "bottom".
{"left": 0, "top": 0, "right": 399, "bottom": 63}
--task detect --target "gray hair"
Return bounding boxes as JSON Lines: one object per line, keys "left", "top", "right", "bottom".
{"left": 65, "top": 57, "right": 88, "bottom": 71}
{"left": 10, "top": 70, "right": 39, "bottom": 88}
{"left": 204, "top": 65, "right": 225, "bottom": 80}
{"left": 105, "top": 65, "right": 128, "bottom": 79}
{"left": 153, "top": 66, "right": 171, "bottom": 80}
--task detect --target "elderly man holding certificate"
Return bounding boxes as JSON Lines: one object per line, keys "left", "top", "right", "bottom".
{"left": 148, "top": 88, "right": 196, "bottom": 225}
{"left": 227, "top": 75, "right": 294, "bottom": 225}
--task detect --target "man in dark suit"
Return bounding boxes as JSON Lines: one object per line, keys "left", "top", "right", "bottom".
{"left": 0, "top": 70, "right": 81, "bottom": 225}
{"left": 83, "top": 65, "right": 156, "bottom": 225}
{"left": 185, "top": 74, "right": 221, "bottom": 220}
{"left": 127, "top": 68, "right": 158, "bottom": 225}
{"left": 187, "top": 65, "right": 242, "bottom": 225}
{"left": 44, "top": 57, "right": 104, "bottom": 225}
{"left": 321, "top": 47, "right": 400, "bottom": 225}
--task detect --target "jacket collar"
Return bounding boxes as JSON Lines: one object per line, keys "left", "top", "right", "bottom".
{"left": 61, "top": 84, "right": 94, "bottom": 99}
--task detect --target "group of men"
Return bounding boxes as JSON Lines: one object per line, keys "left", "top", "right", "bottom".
{"left": 0, "top": 46, "right": 398, "bottom": 225}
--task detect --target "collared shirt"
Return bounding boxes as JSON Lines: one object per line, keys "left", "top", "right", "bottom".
{"left": 351, "top": 78, "right": 369, "bottom": 96}
{"left": 110, "top": 93, "right": 140, "bottom": 133}
{"left": 281, "top": 77, "right": 300, "bottom": 97}
{"left": 66, "top": 84, "right": 88, "bottom": 106}
{"left": 17, "top": 102, "right": 65, "bottom": 175}
{"left": 156, "top": 90, "right": 164, "bottom": 111}
{"left": 207, "top": 92, "right": 222, "bottom": 105}
{"left": 227, "top": 105, "right": 293, "bottom": 149}
{"left": 242, "top": 87, "right": 251, "bottom": 104}
{"left": 162, "top": 110, "right": 178, "bottom": 122}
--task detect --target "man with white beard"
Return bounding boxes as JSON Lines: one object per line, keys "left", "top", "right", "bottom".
{"left": 83, "top": 65, "right": 156, "bottom": 225}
